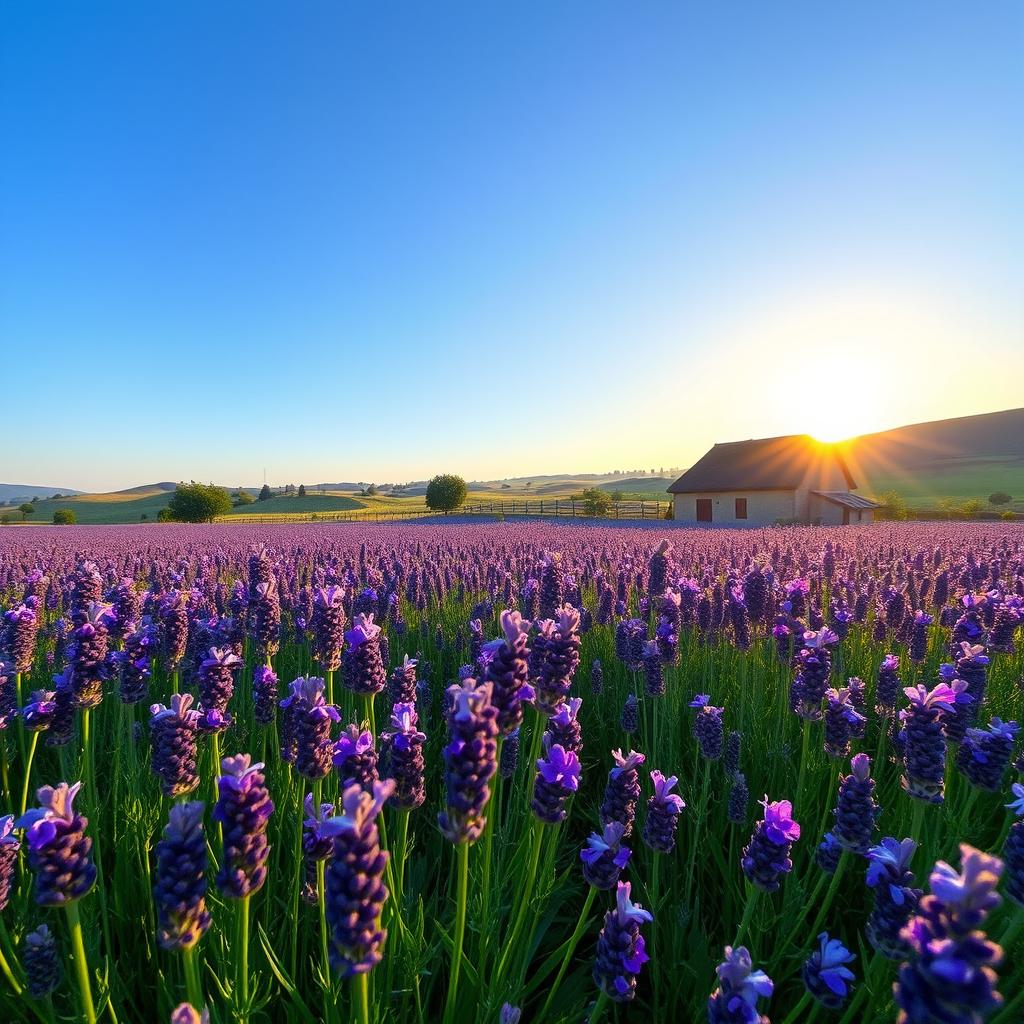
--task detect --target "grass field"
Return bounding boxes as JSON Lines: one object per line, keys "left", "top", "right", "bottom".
{"left": 863, "top": 457, "right": 1024, "bottom": 510}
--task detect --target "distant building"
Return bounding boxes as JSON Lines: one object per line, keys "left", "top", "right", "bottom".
{"left": 666, "top": 435, "right": 880, "bottom": 526}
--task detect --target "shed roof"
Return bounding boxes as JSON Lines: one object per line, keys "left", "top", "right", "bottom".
{"left": 811, "top": 490, "right": 882, "bottom": 510}
{"left": 667, "top": 435, "right": 856, "bottom": 493}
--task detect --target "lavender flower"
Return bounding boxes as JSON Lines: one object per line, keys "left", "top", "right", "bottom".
{"left": 600, "top": 749, "right": 646, "bottom": 838}
{"left": 214, "top": 755, "right": 274, "bottom": 899}
{"left": 707, "top": 945, "right": 773, "bottom": 1024}
{"left": 22, "top": 925, "right": 61, "bottom": 999}
{"left": 333, "top": 724, "right": 379, "bottom": 791}
{"left": 249, "top": 579, "right": 282, "bottom": 662}
{"left": 866, "top": 837, "right": 921, "bottom": 959}
{"left": 154, "top": 801, "right": 212, "bottom": 951}
{"left": 380, "top": 702, "right": 426, "bottom": 810}
{"left": 741, "top": 797, "right": 801, "bottom": 892}
{"left": 909, "top": 611, "right": 933, "bottom": 663}
{"left": 301, "top": 796, "right": 335, "bottom": 904}
{"left": 500, "top": 728, "right": 520, "bottom": 779}
{"left": 252, "top": 664, "right": 278, "bottom": 726}
{"left": 817, "top": 831, "right": 842, "bottom": 874}
{"left": 621, "top": 693, "right": 639, "bottom": 734}
{"left": 802, "top": 932, "right": 856, "bottom": 1009}
{"left": 322, "top": 780, "right": 395, "bottom": 976}
{"left": 642, "top": 770, "right": 685, "bottom": 853}
{"left": 531, "top": 743, "right": 581, "bottom": 824}
{"left": 119, "top": 622, "right": 156, "bottom": 704}
{"left": 45, "top": 669, "right": 75, "bottom": 748}
{"left": 832, "top": 753, "right": 878, "bottom": 854}
{"left": 343, "top": 614, "right": 387, "bottom": 696}
{"left": 158, "top": 590, "right": 190, "bottom": 670}
{"left": 482, "top": 610, "right": 535, "bottom": 735}
{"left": 21, "top": 689, "right": 56, "bottom": 733}
{"left": 823, "top": 687, "right": 865, "bottom": 759}
{"left": 4, "top": 602, "right": 39, "bottom": 674}
{"left": 957, "top": 719, "right": 1019, "bottom": 792}
{"left": 150, "top": 694, "right": 202, "bottom": 798}
{"left": 581, "top": 822, "right": 632, "bottom": 890}
{"left": 538, "top": 552, "right": 565, "bottom": 619}
{"left": 642, "top": 640, "right": 664, "bottom": 697}
{"left": 894, "top": 844, "right": 1003, "bottom": 1023}
{"left": 1003, "top": 784, "right": 1024, "bottom": 907}
{"left": 70, "top": 602, "right": 115, "bottom": 708}
{"left": 311, "top": 584, "right": 347, "bottom": 672}
{"left": 280, "top": 677, "right": 340, "bottom": 780}
{"left": 900, "top": 682, "right": 963, "bottom": 804}
{"left": 690, "top": 694, "right": 725, "bottom": 760}
{"left": 196, "top": 646, "right": 242, "bottom": 733}
{"left": 728, "top": 773, "right": 749, "bottom": 825}
{"left": 16, "top": 782, "right": 97, "bottom": 905}
{"left": 546, "top": 696, "right": 583, "bottom": 756}
{"left": 536, "top": 605, "right": 581, "bottom": 715}
{"left": 593, "top": 881, "right": 652, "bottom": 1003}
{"left": 438, "top": 677, "right": 498, "bottom": 844}
{"left": 648, "top": 539, "right": 671, "bottom": 599}
{"left": 170, "top": 1005, "right": 209, "bottom": 1024}
{"left": 0, "top": 815, "right": 19, "bottom": 911}
{"left": 792, "top": 627, "right": 838, "bottom": 720}
{"left": 389, "top": 655, "right": 418, "bottom": 707}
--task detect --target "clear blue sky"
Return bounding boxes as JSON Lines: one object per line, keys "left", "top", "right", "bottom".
{"left": 2, "top": 2, "right": 1022, "bottom": 491}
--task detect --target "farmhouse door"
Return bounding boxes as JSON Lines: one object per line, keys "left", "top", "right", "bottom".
{"left": 696, "top": 499, "right": 712, "bottom": 523}
{"left": 842, "top": 509, "right": 850, "bottom": 526}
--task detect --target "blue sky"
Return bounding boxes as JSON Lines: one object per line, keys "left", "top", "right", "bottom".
{"left": 2, "top": 2, "right": 1022, "bottom": 491}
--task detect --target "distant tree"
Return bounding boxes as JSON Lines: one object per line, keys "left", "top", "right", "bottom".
{"left": 19, "top": 503, "right": 34, "bottom": 521}
{"left": 0, "top": 514, "right": 10, "bottom": 526}
{"left": 258, "top": 484, "right": 272, "bottom": 502}
{"left": 610, "top": 490, "right": 625, "bottom": 502}
{"left": 298, "top": 484, "right": 306, "bottom": 497}
{"left": 140, "top": 513, "right": 148, "bottom": 521}
{"left": 878, "top": 490, "right": 910, "bottom": 521}
{"left": 157, "top": 507, "right": 175, "bottom": 522}
{"left": 234, "top": 491, "right": 254, "bottom": 506}
{"left": 51, "top": 493, "right": 63, "bottom": 500}
{"left": 579, "top": 488, "right": 612, "bottom": 518}
{"left": 501, "top": 483, "right": 511, "bottom": 489}
{"left": 426, "top": 474, "right": 467, "bottom": 514}
{"left": 366, "top": 484, "right": 379, "bottom": 496}
{"left": 167, "top": 482, "right": 233, "bottom": 523}
{"left": 52, "top": 509, "right": 76, "bottom": 525}
{"left": 959, "top": 498, "right": 983, "bottom": 518}
{"left": 989, "top": 492, "right": 1012, "bottom": 506}
{"left": 31, "top": 495, "right": 38, "bottom": 503}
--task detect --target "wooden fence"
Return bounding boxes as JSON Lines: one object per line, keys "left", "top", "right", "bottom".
{"left": 216, "top": 499, "right": 669, "bottom": 525}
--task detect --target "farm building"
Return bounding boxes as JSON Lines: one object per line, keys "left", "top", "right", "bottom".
{"left": 667, "top": 434, "right": 881, "bottom": 526}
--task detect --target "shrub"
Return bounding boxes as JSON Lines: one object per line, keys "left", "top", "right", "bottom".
{"left": 52, "top": 509, "right": 76, "bottom": 525}
{"left": 0, "top": 514, "right": 10, "bottom": 526}
{"left": 157, "top": 507, "right": 175, "bottom": 522}
{"left": 579, "top": 488, "right": 612, "bottom": 518}
{"left": 425, "top": 474, "right": 467, "bottom": 514}
{"left": 366, "top": 484, "right": 379, "bottom": 496}
{"left": 258, "top": 484, "right": 272, "bottom": 501}
{"left": 610, "top": 490, "right": 625, "bottom": 502}
{"left": 1001, "top": 510, "right": 1017, "bottom": 521}
{"left": 18, "top": 503, "right": 34, "bottom": 521}
{"left": 298, "top": 484, "right": 306, "bottom": 497}
{"left": 989, "top": 492, "right": 1012, "bottom": 506}
{"left": 166, "top": 482, "right": 233, "bottom": 523}
{"left": 877, "top": 490, "right": 910, "bottom": 521}
{"left": 234, "top": 491, "right": 254, "bottom": 506}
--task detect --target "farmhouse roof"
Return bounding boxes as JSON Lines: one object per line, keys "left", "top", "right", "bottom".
{"left": 666, "top": 435, "right": 857, "bottom": 493}
{"left": 812, "top": 490, "right": 881, "bottom": 510}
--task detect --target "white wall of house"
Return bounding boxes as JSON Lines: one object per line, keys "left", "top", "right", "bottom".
{"left": 795, "top": 459, "right": 854, "bottom": 522}
{"left": 672, "top": 490, "right": 796, "bottom": 526}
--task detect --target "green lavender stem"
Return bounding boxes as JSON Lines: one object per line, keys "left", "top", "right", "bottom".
{"left": 182, "top": 945, "right": 203, "bottom": 1015}
{"left": 444, "top": 841, "right": 470, "bottom": 1024}
{"left": 19, "top": 730, "right": 40, "bottom": 817}
{"left": 236, "top": 893, "right": 251, "bottom": 1022}
{"left": 65, "top": 901, "right": 97, "bottom": 1024}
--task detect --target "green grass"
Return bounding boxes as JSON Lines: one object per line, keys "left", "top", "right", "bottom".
{"left": 12, "top": 491, "right": 176, "bottom": 524}
{"left": 222, "top": 494, "right": 365, "bottom": 517}
{"left": 863, "top": 457, "right": 1024, "bottom": 510}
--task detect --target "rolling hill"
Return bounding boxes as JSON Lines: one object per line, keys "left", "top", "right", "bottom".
{"left": 840, "top": 407, "right": 1024, "bottom": 508}
{"left": 0, "top": 483, "right": 83, "bottom": 504}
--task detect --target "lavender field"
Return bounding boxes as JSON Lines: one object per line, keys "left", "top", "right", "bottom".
{"left": 0, "top": 521, "right": 1022, "bottom": 1024}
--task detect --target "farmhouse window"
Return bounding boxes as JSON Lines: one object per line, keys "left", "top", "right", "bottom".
{"left": 735, "top": 498, "right": 747, "bottom": 519}
{"left": 696, "top": 499, "right": 712, "bottom": 522}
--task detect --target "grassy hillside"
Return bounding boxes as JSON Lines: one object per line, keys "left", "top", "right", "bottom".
{"left": 14, "top": 489, "right": 176, "bottom": 524}
{"left": 221, "top": 493, "right": 365, "bottom": 517}
{"left": 842, "top": 408, "right": 1024, "bottom": 509}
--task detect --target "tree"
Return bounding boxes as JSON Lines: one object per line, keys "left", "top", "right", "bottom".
{"left": 0, "top": 514, "right": 10, "bottom": 525}
{"left": 234, "top": 491, "right": 254, "bottom": 506}
{"left": 579, "top": 488, "right": 612, "bottom": 518}
{"left": 51, "top": 493, "right": 63, "bottom": 499}
{"left": 166, "top": 482, "right": 233, "bottom": 523}
{"left": 878, "top": 490, "right": 909, "bottom": 521}
{"left": 258, "top": 484, "right": 272, "bottom": 501}
{"left": 366, "top": 484, "right": 379, "bottom": 496}
{"left": 157, "top": 507, "right": 175, "bottom": 522}
{"left": 53, "top": 509, "right": 76, "bottom": 525}
{"left": 425, "top": 474, "right": 467, "bottom": 514}
{"left": 989, "top": 492, "right": 1013, "bottom": 506}
{"left": 959, "top": 498, "right": 983, "bottom": 518}
{"left": 610, "top": 490, "right": 625, "bottom": 502}
{"left": 19, "top": 503, "right": 34, "bottom": 521}
{"left": 298, "top": 484, "right": 306, "bottom": 497}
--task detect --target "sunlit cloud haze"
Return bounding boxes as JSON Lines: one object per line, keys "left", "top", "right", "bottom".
{"left": 1, "top": 2, "right": 1021, "bottom": 491}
